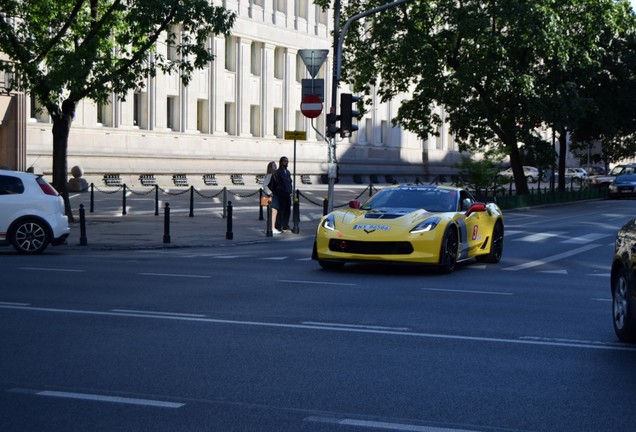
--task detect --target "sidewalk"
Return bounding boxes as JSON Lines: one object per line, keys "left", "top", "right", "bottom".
{"left": 65, "top": 208, "right": 321, "bottom": 251}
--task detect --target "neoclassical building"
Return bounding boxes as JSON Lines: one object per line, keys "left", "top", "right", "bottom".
{"left": 0, "top": 0, "right": 461, "bottom": 187}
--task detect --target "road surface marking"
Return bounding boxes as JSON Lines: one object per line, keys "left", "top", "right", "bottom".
{"left": 513, "top": 232, "right": 566, "bottom": 242}
{"left": 2, "top": 303, "right": 635, "bottom": 352}
{"left": 35, "top": 390, "right": 184, "bottom": 408}
{"left": 111, "top": 309, "right": 206, "bottom": 317}
{"left": 562, "top": 233, "right": 612, "bottom": 244}
{"left": 279, "top": 279, "right": 357, "bottom": 286}
{"left": 503, "top": 244, "right": 600, "bottom": 271}
{"left": 19, "top": 267, "right": 85, "bottom": 273}
{"left": 422, "top": 288, "right": 512, "bottom": 296}
{"left": 303, "top": 322, "right": 411, "bottom": 331}
{"left": 306, "top": 416, "right": 480, "bottom": 431}
{"left": 138, "top": 272, "right": 211, "bottom": 278}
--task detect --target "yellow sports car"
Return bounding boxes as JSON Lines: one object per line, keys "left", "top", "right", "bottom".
{"left": 312, "top": 184, "right": 504, "bottom": 272}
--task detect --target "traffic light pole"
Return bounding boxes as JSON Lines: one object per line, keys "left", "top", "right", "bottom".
{"left": 326, "top": 0, "right": 413, "bottom": 212}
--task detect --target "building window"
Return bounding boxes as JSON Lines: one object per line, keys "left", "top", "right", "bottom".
{"left": 381, "top": 120, "right": 388, "bottom": 145}
{"left": 133, "top": 92, "right": 148, "bottom": 129}
{"left": 276, "top": 0, "right": 286, "bottom": 13}
{"left": 317, "top": 5, "right": 327, "bottom": 25}
{"left": 365, "top": 118, "right": 372, "bottom": 143}
{"left": 225, "top": 37, "right": 236, "bottom": 72}
{"left": 295, "top": 110, "right": 304, "bottom": 131}
{"left": 167, "top": 96, "right": 177, "bottom": 130}
{"left": 251, "top": 42, "right": 262, "bottom": 76}
{"left": 97, "top": 100, "right": 112, "bottom": 127}
{"left": 274, "top": 108, "right": 283, "bottom": 138}
{"left": 250, "top": 105, "right": 261, "bottom": 136}
{"left": 197, "top": 99, "right": 209, "bottom": 133}
{"left": 225, "top": 103, "right": 236, "bottom": 135}
{"left": 297, "top": 0, "right": 308, "bottom": 20}
{"left": 295, "top": 53, "right": 305, "bottom": 83}
{"left": 274, "top": 47, "right": 284, "bottom": 80}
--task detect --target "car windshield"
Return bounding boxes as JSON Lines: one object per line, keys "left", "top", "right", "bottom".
{"left": 610, "top": 166, "right": 636, "bottom": 176}
{"left": 361, "top": 187, "right": 458, "bottom": 212}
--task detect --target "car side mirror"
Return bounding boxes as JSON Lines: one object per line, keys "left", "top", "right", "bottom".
{"left": 465, "top": 202, "right": 486, "bottom": 216}
{"left": 349, "top": 200, "right": 360, "bottom": 209}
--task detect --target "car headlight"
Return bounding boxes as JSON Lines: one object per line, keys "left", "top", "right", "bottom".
{"left": 410, "top": 216, "right": 442, "bottom": 233}
{"left": 321, "top": 214, "right": 336, "bottom": 231}
{"left": 609, "top": 184, "right": 617, "bottom": 192}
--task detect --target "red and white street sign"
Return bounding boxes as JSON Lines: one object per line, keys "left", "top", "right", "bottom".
{"left": 300, "top": 94, "right": 323, "bottom": 119}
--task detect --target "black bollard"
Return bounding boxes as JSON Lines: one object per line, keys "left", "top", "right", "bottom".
{"left": 122, "top": 184, "right": 127, "bottom": 215}
{"left": 163, "top": 203, "right": 171, "bottom": 243}
{"left": 90, "top": 183, "right": 95, "bottom": 213}
{"left": 79, "top": 204, "right": 87, "bottom": 246}
{"left": 323, "top": 197, "right": 329, "bottom": 216}
{"left": 258, "top": 189, "right": 264, "bottom": 220}
{"left": 226, "top": 201, "right": 233, "bottom": 240}
{"left": 266, "top": 203, "right": 272, "bottom": 237}
{"left": 154, "top": 184, "right": 159, "bottom": 216}
{"left": 189, "top": 185, "right": 194, "bottom": 217}
{"left": 292, "top": 190, "right": 300, "bottom": 234}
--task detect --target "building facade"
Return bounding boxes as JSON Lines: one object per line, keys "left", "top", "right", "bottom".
{"left": 0, "top": 1, "right": 461, "bottom": 186}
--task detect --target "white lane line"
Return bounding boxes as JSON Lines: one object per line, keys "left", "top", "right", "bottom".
{"left": 0, "top": 301, "right": 30, "bottom": 306}
{"left": 138, "top": 272, "right": 211, "bottom": 279}
{"left": 513, "top": 231, "right": 565, "bottom": 242}
{"left": 592, "top": 298, "right": 611, "bottom": 302}
{"left": 538, "top": 270, "right": 568, "bottom": 275}
{"left": 111, "top": 309, "right": 206, "bottom": 317}
{"left": 562, "top": 233, "right": 612, "bottom": 244}
{"left": 306, "top": 416, "right": 479, "bottom": 432}
{"left": 503, "top": 244, "right": 600, "bottom": 271}
{"left": 588, "top": 273, "right": 610, "bottom": 277}
{"left": 279, "top": 279, "right": 357, "bottom": 286}
{"left": 36, "top": 390, "right": 184, "bottom": 408}
{"left": 260, "top": 256, "right": 288, "bottom": 260}
{"left": 423, "top": 288, "right": 512, "bottom": 296}
{"left": 2, "top": 303, "right": 635, "bottom": 352}
{"left": 19, "top": 267, "right": 85, "bottom": 273}
{"left": 302, "top": 322, "right": 411, "bottom": 331}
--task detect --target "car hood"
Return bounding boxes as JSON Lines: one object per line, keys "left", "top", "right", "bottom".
{"left": 331, "top": 207, "right": 446, "bottom": 233}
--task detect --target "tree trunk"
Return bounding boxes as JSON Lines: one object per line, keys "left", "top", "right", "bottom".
{"left": 506, "top": 138, "right": 530, "bottom": 195}
{"left": 51, "top": 99, "right": 75, "bottom": 222}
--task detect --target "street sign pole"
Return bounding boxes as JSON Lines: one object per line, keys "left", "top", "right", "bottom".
{"left": 326, "top": 0, "right": 413, "bottom": 213}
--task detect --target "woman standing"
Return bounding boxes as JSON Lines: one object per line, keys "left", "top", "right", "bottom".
{"left": 262, "top": 161, "right": 281, "bottom": 234}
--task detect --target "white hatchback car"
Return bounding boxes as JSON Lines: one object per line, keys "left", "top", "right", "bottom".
{"left": 0, "top": 169, "right": 70, "bottom": 254}
{"left": 498, "top": 166, "right": 540, "bottom": 183}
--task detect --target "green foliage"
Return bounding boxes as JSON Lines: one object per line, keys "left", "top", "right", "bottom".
{"left": 338, "top": 0, "right": 636, "bottom": 193}
{"left": 453, "top": 153, "right": 507, "bottom": 197}
{"left": 0, "top": 0, "right": 236, "bottom": 114}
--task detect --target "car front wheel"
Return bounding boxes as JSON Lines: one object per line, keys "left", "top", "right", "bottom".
{"left": 10, "top": 219, "right": 51, "bottom": 254}
{"left": 612, "top": 267, "right": 636, "bottom": 343}
{"left": 476, "top": 221, "right": 504, "bottom": 264}
{"left": 439, "top": 227, "right": 459, "bottom": 273}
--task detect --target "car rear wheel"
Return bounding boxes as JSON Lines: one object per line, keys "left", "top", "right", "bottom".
{"left": 526, "top": 175, "right": 535, "bottom": 183}
{"left": 612, "top": 267, "right": 636, "bottom": 343}
{"left": 439, "top": 227, "right": 459, "bottom": 273}
{"left": 10, "top": 219, "right": 51, "bottom": 255}
{"left": 476, "top": 221, "right": 504, "bottom": 264}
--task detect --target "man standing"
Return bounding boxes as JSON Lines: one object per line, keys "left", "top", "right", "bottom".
{"left": 274, "top": 156, "right": 293, "bottom": 232}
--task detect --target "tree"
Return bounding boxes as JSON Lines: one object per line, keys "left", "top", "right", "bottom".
{"left": 0, "top": 0, "right": 235, "bottom": 219}
{"left": 328, "top": 0, "right": 636, "bottom": 194}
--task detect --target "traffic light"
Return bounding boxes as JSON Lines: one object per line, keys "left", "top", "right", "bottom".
{"left": 326, "top": 112, "right": 340, "bottom": 138}
{"left": 340, "top": 93, "right": 359, "bottom": 137}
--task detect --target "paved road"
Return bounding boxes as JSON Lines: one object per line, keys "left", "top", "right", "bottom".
{"left": 1, "top": 193, "right": 635, "bottom": 431}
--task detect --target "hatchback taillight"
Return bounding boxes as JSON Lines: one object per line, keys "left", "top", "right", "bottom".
{"left": 36, "top": 177, "right": 59, "bottom": 196}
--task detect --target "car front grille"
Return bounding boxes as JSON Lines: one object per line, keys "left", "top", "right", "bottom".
{"left": 328, "top": 239, "right": 414, "bottom": 255}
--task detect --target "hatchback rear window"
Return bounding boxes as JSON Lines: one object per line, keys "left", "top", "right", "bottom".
{"left": 0, "top": 175, "right": 25, "bottom": 195}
